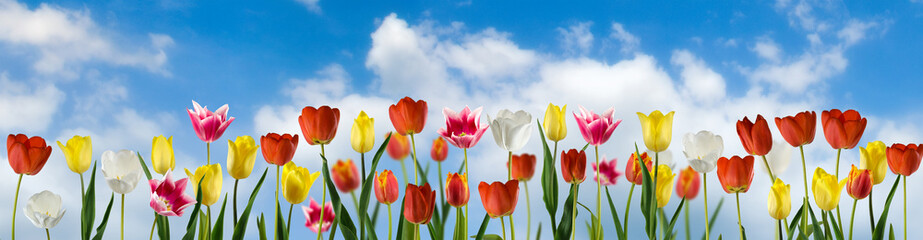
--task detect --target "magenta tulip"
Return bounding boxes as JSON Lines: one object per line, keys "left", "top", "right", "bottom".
{"left": 187, "top": 100, "right": 235, "bottom": 143}
{"left": 148, "top": 170, "right": 196, "bottom": 217}
{"left": 573, "top": 106, "right": 621, "bottom": 146}
{"left": 591, "top": 156, "right": 622, "bottom": 186}
{"left": 437, "top": 106, "right": 489, "bottom": 149}
{"left": 303, "top": 197, "right": 336, "bottom": 233}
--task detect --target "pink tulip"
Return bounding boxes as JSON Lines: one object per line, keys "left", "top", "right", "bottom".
{"left": 573, "top": 106, "right": 621, "bottom": 146}
{"left": 437, "top": 106, "right": 489, "bottom": 149}
{"left": 591, "top": 156, "right": 622, "bottom": 186}
{"left": 303, "top": 197, "right": 336, "bottom": 233}
{"left": 149, "top": 170, "right": 196, "bottom": 217}
{"left": 187, "top": 100, "right": 235, "bottom": 143}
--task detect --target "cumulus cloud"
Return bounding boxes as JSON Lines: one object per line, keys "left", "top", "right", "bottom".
{"left": 0, "top": 73, "right": 65, "bottom": 132}
{"left": 609, "top": 22, "right": 640, "bottom": 54}
{"left": 671, "top": 49, "right": 726, "bottom": 103}
{"left": 557, "top": 21, "right": 594, "bottom": 55}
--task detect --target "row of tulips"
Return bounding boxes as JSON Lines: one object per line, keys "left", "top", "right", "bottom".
{"left": 5, "top": 97, "right": 920, "bottom": 240}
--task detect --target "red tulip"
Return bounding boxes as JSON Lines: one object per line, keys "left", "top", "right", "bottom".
{"left": 403, "top": 183, "right": 436, "bottom": 224}
{"left": 478, "top": 180, "right": 520, "bottom": 218}
{"left": 298, "top": 106, "right": 340, "bottom": 145}
{"left": 625, "top": 152, "right": 653, "bottom": 185}
{"left": 332, "top": 159, "right": 360, "bottom": 193}
{"left": 821, "top": 109, "right": 867, "bottom": 150}
{"left": 716, "top": 155, "right": 755, "bottom": 193}
{"left": 385, "top": 132, "right": 410, "bottom": 161}
{"left": 389, "top": 97, "right": 427, "bottom": 135}
{"left": 774, "top": 111, "right": 817, "bottom": 147}
{"left": 445, "top": 173, "right": 469, "bottom": 207}
{"left": 561, "top": 149, "right": 587, "bottom": 184}
{"left": 374, "top": 170, "right": 399, "bottom": 205}
{"left": 260, "top": 133, "right": 298, "bottom": 166}
{"left": 431, "top": 137, "right": 448, "bottom": 162}
{"left": 508, "top": 153, "right": 537, "bottom": 181}
{"left": 676, "top": 166, "right": 700, "bottom": 199}
{"left": 737, "top": 115, "right": 773, "bottom": 156}
{"left": 7, "top": 134, "right": 52, "bottom": 175}
{"left": 846, "top": 165, "right": 872, "bottom": 200}
{"left": 887, "top": 143, "right": 923, "bottom": 176}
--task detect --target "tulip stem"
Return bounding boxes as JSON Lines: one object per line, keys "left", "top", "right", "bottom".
{"left": 234, "top": 179, "right": 239, "bottom": 226}
{"left": 903, "top": 176, "right": 907, "bottom": 240}
{"left": 121, "top": 194, "right": 125, "bottom": 240}
{"left": 275, "top": 165, "right": 280, "bottom": 240}
{"left": 437, "top": 161, "right": 444, "bottom": 210}
{"left": 835, "top": 149, "right": 844, "bottom": 232}
{"left": 387, "top": 204, "right": 393, "bottom": 240}
{"left": 868, "top": 192, "right": 875, "bottom": 231}
{"left": 571, "top": 184, "right": 577, "bottom": 240}
{"left": 400, "top": 160, "right": 409, "bottom": 185}
{"left": 761, "top": 155, "right": 776, "bottom": 181}
{"left": 80, "top": 172, "right": 86, "bottom": 202}
{"left": 207, "top": 206, "right": 212, "bottom": 240}
{"left": 849, "top": 199, "right": 857, "bottom": 240}
{"left": 361, "top": 152, "right": 366, "bottom": 187}
{"left": 207, "top": 141, "right": 211, "bottom": 165}
{"left": 287, "top": 204, "right": 293, "bottom": 235}
{"left": 594, "top": 146, "right": 601, "bottom": 239}
{"left": 684, "top": 201, "right": 690, "bottom": 240}
{"left": 777, "top": 220, "right": 783, "bottom": 240}
{"left": 550, "top": 141, "right": 559, "bottom": 233}
{"left": 501, "top": 216, "right": 508, "bottom": 240}
{"left": 149, "top": 214, "right": 156, "bottom": 240}
{"left": 799, "top": 145, "right": 809, "bottom": 233}
{"left": 12, "top": 174, "right": 22, "bottom": 240}
{"left": 508, "top": 151, "right": 513, "bottom": 180}
{"left": 822, "top": 211, "right": 832, "bottom": 238}
{"left": 463, "top": 148, "right": 470, "bottom": 238}
{"left": 317, "top": 144, "right": 329, "bottom": 240}
{"left": 351, "top": 193, "right": 360, "bottom": 217}
{"left": 652, "top": 152, "right": 660, "bottom": 239}
{"left": 410, "top": 133, "right": 419, "bottom": 185}
{"left": 736, "top": 192, "right": 743, "bottom": 240}
{"left": 524, "top": 181, "right": 531, "bottom": 240}
{"left": 45, "top": 228, "right": 50, "bottom": 240}
{"left": 623, "top": 184, "right": 635, "bottom": 237}
{"left": 510, "top": 214, "right": 517, "bottom": 240}
{"left": 703, "top": 174, "right": 710, "bottom": 240}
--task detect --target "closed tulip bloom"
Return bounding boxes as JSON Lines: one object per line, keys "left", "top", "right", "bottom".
{"left": 767, "top": 178, "right": 791, "bottom": 220}
{"left": 23, "top": 190, "right": 65, "bottom": 229}
{"left": 385, "top": 132, "right": 410, "bottom": 160}
{"left": 508, "top": 153, "right": 537, "bottom": 181}
{"left": 625, "top": 152, "right": 653, "bottom": 185}
{"left": 149, "top": 170, "right": 196, "bottom": 217}
{"left": 332, "top": 159, "right": 360, "bottom": 193}
{"left": 886, "top": 143, "right": 923, "bottom": 177}
{"left": 281, "top": 162, "right": 320, "bottom": 204}
{"left": 431, "top": 137, "right": 448, "bottom": 162}
{"left": 7, "top": 134, "right": 52, "bottom": 175}
{"left": 812, "top": 167, "right": 847, "bottom": 211}
{"left": 403, "top": 183, "right": 436, "bottom": 224}
{"left": 446, "top": 173, "right": 469, "bottom": 207}
{"left": 591, "top": 156, "right": 622, "bottom": 186}
{"left": 573, "top": 106, "right": 622, "bottom": 146}
{"left": 438, "top": 106, "right": 489, "bottom": 149}
{"left": 101, "top": 150, "right": 143, "bottom": 194}
{"left": 185, "top": 163, "right": 223, "bottom": 206}
{"left": 57, "top": 135, "right": 92, "bottom": 174}
{"left": 478, "top": 180, "right": 520, "bottom": 218}
{"left": 774, "top": 111, "right": 817, "bottom": 147}
{"left": 151, "top": 135, "right": 174, "bottom": 175}
{"left": 676, "top": 166, "right": 700, "bottom": 199}
{"left": 187, "top": 100, "right": 235, "bottom": 143}
{"left": 561, "top": 149, "right": 587, "bottom": 184}
{"left": 489, "top": 109, "right": 533, "bottom": 152}
{"left": 859, "top": 141, "right": 888, "bottom": 185}
{"left": 821, "top": 109, "right": 867, "bottom": 150}
{"left": 638, "top": 110, "right": 675, "bottom": 152}
{"left": 374, "top": 170, "right": 400, "bottom": 204}
{"left": 655, "top": 165, "right": 676, "bottom": 207}
{"left": 389, "top": 97, "right": 428, "bottom": 135}
{"left": 543, "top": 103, "right": 567, "bottom": 142}
{"left": 737, "top": 115, "right": 773, "bottom": 156}
{"left": 227, "top": 136, "right": 259, "bottom": 180}
{"left": 351, "top": 111, "right": 375, "bottom": 153}
{"left": 260, "top": 133, "right": 299, "bottom": 166}
{"left": 298, "top": 106, "right": 340, "bottom": 145}
{"left": 683, "top": 131, "right": 723, "bottom": 173}
{"left": 846, "top": 165, "right": 872, "bottom": 200}
{"left": 716, "top": 155, "right": 755, "bottom": 193}
{"left": 303, "top": 198, "right": 335, "bottom": 233}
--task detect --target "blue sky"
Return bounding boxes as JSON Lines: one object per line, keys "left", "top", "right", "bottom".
{"left": 2, "top": 0, "right": 923, "bottom": 239}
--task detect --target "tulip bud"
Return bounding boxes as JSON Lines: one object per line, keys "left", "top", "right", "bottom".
{"left": 332, "top": 159, "right": 360, "bottom": 193}
{"left": 58, "top": 135, "right": 92, "bottom": 174}
{"left": 389, "top": 97, "right": 428, "bottom": 135}
{"left": 478, "top": 180, "right": 519, "bottom": 218}
{"left": 351, "top": 111, "right": 375, "bottom": 153}
{"left": 625, "top": 152, "right": 652, "bottom": 185}
{"left": 543, "top": 103, "right": 567, "bottom": 142}
{"left": 445, "top": 173, "right": 469, "bottom": 207}
{"left": 812, "top": 167, "right": 846, "bottom": 211}
{"left": 561, "top": 149, "right": 587, "bottom": 184}
{"left": 886, "top": 143, "right": 923, "bottom": 177}
{"left": 846, "top": 165, "right": 872, "bottom": 200}
{"left": 151, "top": 135, "right": 174, "bottom": 175}
{"left": 655, "top": 165, "right": 676, "bottom": 208}
{"left": 767, "top": 178, "right": 791, "bottom": 220}
{"left": 227, "top": 136, "right": 259, "bottom": 180}
{"left": 508, "top": 153, "right": 537, "bottom": 181}
{"left": 431, "top": 137, "right": 448, "bottom": 162}
{"left": 737, "top": 115, "right": 773, "bottom": 156}
{"left": 282, "top": 162, "right": 320, "bottom": 204}
{"left": 299, "top": 105, "right": 341, "bottom": 145}
{"left": 637, "top": 110, "right": 675, "bottom": 152}
{"left": 386, "top": 132, "right": 410, "bottom": 161}
{"left": 859, "top": 141, "right": 887, "bottom": 185}
{"left": 821, "top": 109, "right": 867, "bottom": 150}
{"left": 374, "top": 170, "right": 400, "bottom": 205}
{"left": 185, "top": 164, "right": 223, "bottom": 206}
{"left": 8, "top": 134, "right": 52, "bottom": 175}
{"left": 403, "top": 183, "right": 436, "bottom": 224}
{"left": 717, "top": 155, "right": 755, "bottom": 193}
{"left": 676, "top": 166, "right": 700, "bottom": 199}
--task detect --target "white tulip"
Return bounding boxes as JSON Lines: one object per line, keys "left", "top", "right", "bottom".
{"left": 488, "top": 109, "right": 533, "bottom": 152}
{"left": 646, "top": 149, "right": 676, "bottom": 170}
{"left": 758, "top": 140, "right": 793, "bottom": 175}
{"left": 23, "top": 190, "right": 65, "bottom": 229}
{"left": 682, "top": 131, "right": 724, "bottom": 173}
{"left": 101, "top": 150, "right": 143, "bottom": 194}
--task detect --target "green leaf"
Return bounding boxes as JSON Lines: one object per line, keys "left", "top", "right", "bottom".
{"left": 453, "top": 207, "right": 466, "bottom": 240}
{"left": 182, "top": 177, "right": 206, "bottom": 240}
{"left": 198, "top": 211, "right": 208, "bottom": 240}
{"left": 828, "top": 211, "right": 844, "bottom": 240}
{"left": 555, "top": 184, "right": 579, "bottom": 240}
{"left": 211, "top": 195, "right": 229, "bottom": 240}
{"left": 702, "top": 198, "right": 725, "bottom": 240}
{"left": 363, "top": 212, "right": 379, "bottom": 240}
{"left": 805, "top": 200, "right": 824, "bottom": 240}
{"left": 535, "top": 223, "right": 542, "bottom": 240}
{"left": 576, "top": 201, "right": 599, "bottom": 240}
{"left": 137, "top": 151, "right": 154, "bottom": 180}
{"left": 90, "top": 194, "right": 115, "bottom": 240}
{"left": 667, "top": 198, "right": 687, "bottom": 233}
{"left": 257, "top": 213, "right": 267, "bottom": 240}
{"left": 231, "top": 169, "right": 268, "bottom": 239}
{"left": 81, "top": 163, "right": 98, "bottom": 240}
{"left": 428, "top": 222, "right": 439, "bottom": 240}
{"left": 157, "top": 214, "right": 171, "bottom": 240}
{"left": 872, "top": 177, "right": 901, "bottom": 240}
{"left": 320, "top": 154, "right": 359, "bottom": 240}
{"left": 634, "top": 143, "right": 656, "bottom": 239}
{"left": 474, "top": 214, "right": 490, "bottom": 240}
{"left": 359, "top": 134, "right": 391, "bottom": 240}
{"left": 275, "top": 201, "right": 288, "bottom": 240}
{"left": 536, "top": 119, "right": 560, "bottom": 236}
{"left": 786, "top": 202, "right": 804, "bottom": 240}
{"left": 396, "top": 196, "right": 408, "bottom": 240}
{"left": 482, "top": 234, "right": 503, "bottom": 240}
{"left": 605, "top": 187, "right": 626, "bottom": 239}
{"left": 888, "top": 224, "right": 895, "bottom": 240}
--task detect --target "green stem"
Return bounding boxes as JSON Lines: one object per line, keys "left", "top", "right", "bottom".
{"left": 122, "top": 194, "right": 125, "bottom": 240}
{"left": 761, "top": 155, "right": 776, "bottom": 181}
{"left": 287, "top": 203, "right": 293, "bottom": 235}
{"left": 12, "top": 174, "right": 22, "bottom": 240}
{"left": 410, "top": 133, "right": 419, "bottom": 185}
{"left": 823, "top": 211, "right": 832, "bottom": 238}
{"left": 234, "top": 179, "right": 239, "bottom": 226}
{"left": 207, "top": 141, "right": 211, "bottom": 165}
{"left": 207, "top": 206, "right": 213, "bottom": 240}
{"left": 525, "top": 182, "right": 531, "bottom": 240}
{"left": 736, "top": 192, "right": 743, "bottom": 240}
{"left": 387, "top": 204, "right": 393, "bottom": 240}
{"left": 438, "top": 161, "right": 444, "bottom": 213}
{"left": 317, "top": 144, "right": 328, "bottom": 240}
{"left": 501, "top": 217, "right": 508, "bottom": 240}
{"left": 703, "top": 174, "right": 710, "bottom": 240}
{"left": 653, "top": 151, "right": 660, "bottom": 239}
{"left": 685, "top": 201, "right": 690, "bottom": 240}
{"left": 80, "top": 172, "right": 86, "bottom": 202}
{"left": 464, "top": 148, "right": 470, "bottom": 238}
{"left": 778, "top": 220, "right": 783, "bottom": 240}
{"left": 571, "top": 184, "right": 578, "bottom": 240}
{"left": 510, "top": 213, "right": 517, "bottom": 240}
{"left": 551, "top": 141, "right": 559, "bottom": 233}
{"left": 351, "top": 193, "right": 360, "bottom": 217}
{"left": 849, "top": 199, "right": 857, "bottom": 240}
{"left": 149, "top": 214, "right": 156, "bottom": 240}
{"left": 800, "top": 145, "right": 809, "bottom": 232}
{"left": 623, "top": 184, "right": 635, "bottom": 237}
{"left": 835, "top": 149, "right": 844, "bottom": 232}
{"left": 275, "top": 165, "right": 280, "bottom": 240}
{"left": 903, "top": 176, "right": 907, "bottom": 240}
{"left": 508, "top": 151, "right": 513, "bottom": 180}
{"left": 868, "top": 192, "right": 875, "bottom": 232}
{"left": 46, "top": 228, "right": 50, "bottom": 240}
{"left": 400, "top": 160, "right": 409, "bottom": 184}
{"left": 594, "top": 145, "right": 601, "bottom": 239}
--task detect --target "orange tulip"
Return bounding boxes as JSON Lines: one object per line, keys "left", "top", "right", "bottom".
{"left": 260, "top": 133, "right": 299, "bottom": 166}
{"left": 374, "top": 170, "right": 399, "bottom": 204}
{"left": 431, "top": 137, "right": 448, "bottom": 162}
{"left": 403, "top": 183, "right": 436, "bottom": 224}
{"left": 625, "top": 152, "right": 653, "bottom": 185}
{"left": 887, "top": 143, "right": 923, "bottom": 177}
{"left": 737, "top": 115, "right": 773, "bottom": 156}
{"left": 508, "top": 153, "right": 537, "bottom": 181}
{"left": 385, "top": 132, "right": 410, "bottom": 161}
{"left": 676, "top": 166, "right": 700, "bottom": 199}
{"left": 6, "top": 134, "right": 52, "bottom": 175}
{"left": 445, "top": 173, "right": 469, "bottom": 207}
{"left": 774, "top": 111, "right": 817, "bottom": 147}
{"left": 298, "top": 106, "right": 340, "bottom": 145}
{"left": 478, "top": 180, "right": 520, "bottom": 218}
{"left": 561, "top": 149, "right": 587, "bottom": 184}
{"left": 821, "top": 109, "right": 867, "bottom": 150}
{"left": 332, "top": 159, "right": 360, "bottom": 193}
{"left": 716, "top": 155, "right": 755, "bottom": 193}
{"left": 389, "top": 97, "right": 428, "bottom": 135}
{"left": 846, "top": 165, "right": 872, "bottom": 200}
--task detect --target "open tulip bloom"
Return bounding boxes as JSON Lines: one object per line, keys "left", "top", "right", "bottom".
{"left": 23, "top": 190, "right": 65, "bottom": 239}
{"left": 149, "top": 170, "right": 196, "bottom": 217}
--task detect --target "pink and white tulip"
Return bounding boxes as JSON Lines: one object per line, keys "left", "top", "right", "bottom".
{"left": 591, "top": 156, "right": 622, "bottom": 186}
{"left": 437, "top": 106, "right": 489, "bottom": 149}
{"left": 187, "top": 100, "right": 235, "bottom": 143}
{"left": 573, "top": 106, "right": 621, "bottom": 146}
{"left": 303, "top": 197, "right": 336, "bottom": 233}
{"left": 149, "top": 170, "right": 196, "bottom": 217}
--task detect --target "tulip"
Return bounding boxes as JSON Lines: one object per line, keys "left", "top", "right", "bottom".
{"left": 637, "top": 110, "right": 675, "bottom": 152}
{"left": 812, "top": 167, "right": 846, "bottom": 211}
{"left": 561, "top": 149, "right": 587, "bottom": 184}
{"left": 374, "top": 170, "right": 400, "bottom": 205}
{"left": 887, "top": 143, "right": 922, "bottom": 177}
{"left": 57, "top": 135, "right": 92, "bottom": 174}
{"left": 102, "top": 150, "right": 143, "bottom": 195}
{"left": 625, "top": 152, "right": 653, "bottom": 185}
{"left": 543, "top": 103, "right": 567, "bottom": 142}
{"left": 23, "top": 190, "right": 65, "bottom": 230}
{"left": 299, "top": 105, "right": 340, "bottom": 145}
{"left": 767, "top": 178, "right": 791, "bottom": 220}
{"left": 431, "top": 137, "right": 448, "bottom": 162}
{"left": 573, "top": 106, "right": 621, "bottom": 146}
{"left": 489, "top": 109, "right": 533, "bottom": 153}
{"left": 438, "top": 106, "right": 489, "bottom": 149}
{"left": 261, "top": 133, "right": 299, "bottom": 166}
{"left": 151, "top": 135, "right": 174, "bottom": 175}
{"left": 332, "top": 159, "right": 361, "bottom": 193}
{"left": 846, "top": 165, "right": 872, "bottom": 200}
{"left": 654, "top": 165, "right": 676, "bottom": 208}
{"left": 716, "top": 155, "right": 755, "bottom": 193}
{"left": 508, "top": 153, "right": 537, "bottom": 181}
{"left": 647, "top": 149, "right": 676, "bottom": 170}
{"left": 737, "top": 115, "right": 773, "bottom": 156}
{"left": 185, "top": 164, "right": 223, "bottom": 206}
{"left": 774, "top": 111, "right": 817, "bottom": 147}
{"left": 149, "top": 170, "right": 196, "bottom": 217}
{"left": 386, "top": 132, "right": 410, "bottom": 161}
{"left": 187, "top": 100, "right": 235, "bottom": 143}
{"left": 282, "top": 162, "right": 320, "bottom": 205}
{"left": 446, "top": 173, "right": 469, "bottom": 207}
{"left": 860, "top": 141, "right": 887, "bottom": 185}
{"left": 227, "top": 136, "right": 258, "bottom": 180}
{"left": 389, "top": 96, "right": 428, "bottom": 136}
{"left": 821, "top": 109, "right": 867, "bottom": 150}
{"left": 403, "top": 183, "right": 436, "bottom": 224}
{"left": 683, "top": 131, "right": 723, "bottom": 173}
{"left": 303, "top": 198, "right": 335, "bottom": 233}
{"left": 351, "top": 111, "right": 375, "bottom": 154}
{"left": 478, "top": 180, "right": 520, "bottom": 218}
{"left": 8, "top": 134, "right": 53, "bottom": 240}
{"left": 676, "top": 166, "right": 700, "bottom": 199}
{"left": 591, "top": 156, "right": 622, "bottom": 186}
{"left": 757, "top": 140, "right": 793, "bottom": 176}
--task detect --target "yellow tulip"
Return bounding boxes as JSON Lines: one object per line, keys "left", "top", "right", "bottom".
{"left": 767, "top": 178, "right": 791, "bottom": 220}
{"left": 351, "top": 111, "right": 375, "bottom": 153}
{"left": 281, "top": 162, "right": 320, "bottom": 204}
{"left": 859, "top": 141, "right": 887, "bottom": 185}
{"left": 186, "top": 164, "right": 223, "bottom": 206}
{"left": 151, "top": 135, "right": 175, "bottom": 175}
{"left": 57, "top": 135, "right": 92, "bottom": 174}
{"left": 812, "top": 168, "right": 846, "bottom": 211}
{"left": 655, "top": 164, "right": 676, "bottom": 208}
{"left": 543, "top": 103, "right": 567, "bottom": 142}
{"left": 637, "top": 110, "right": 675, "bottom": 152}
{"left": 227, "top": 136, "right": 259, "bottom": 179}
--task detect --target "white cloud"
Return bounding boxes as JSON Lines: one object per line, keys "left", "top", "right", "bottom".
{"left": 294, "top": 0, "right": 321, "bottom": 14}
{"left": 609, "top": 22, "right": 640, "bottom": 54}
{"left": 0, "top": 73, "right": 65, "bottom": 132}
{"left": 671, "top": 49, "right": 726, "bottom": 103}
{"left": 752, "top": 37, "right": 782, "bottom": 62}
{"left": 837, "top": 20, "right": 879, "bottom": 47}
{"left": 557, "top": 21, "right": 594, "bottom": 55}
{"left": 436, "top": 28, "right": 538, "bottom": 81}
